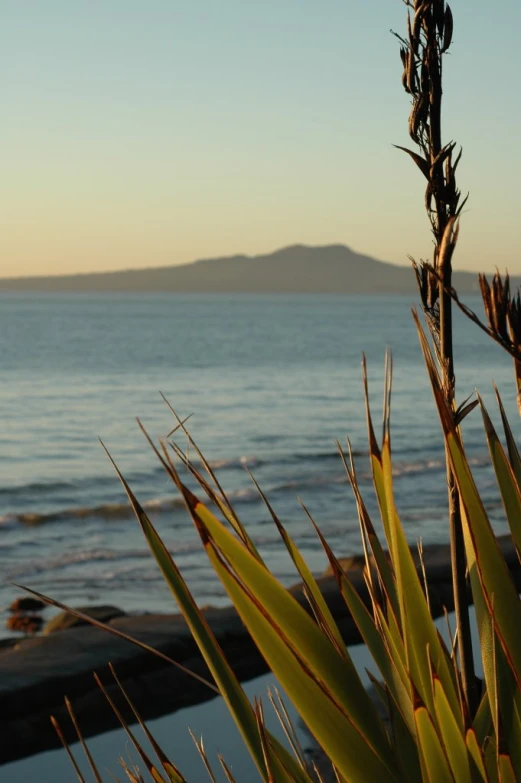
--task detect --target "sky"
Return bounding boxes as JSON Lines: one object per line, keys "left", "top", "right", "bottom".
{"left": 2, "top": 0, "right": 520, "bottom": 278}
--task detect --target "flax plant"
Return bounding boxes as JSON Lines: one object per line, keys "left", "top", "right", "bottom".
{"left": 27, "top": 337, "right": 521, "bottom": 781}
{"left": 18, "top": 2, "right": 521, "bottom": 782}
{"left": 438, "top": 271, "right": 521, "bottom": 414}
{"left": 393, "top": 0, "right": 477, "bottom": 715}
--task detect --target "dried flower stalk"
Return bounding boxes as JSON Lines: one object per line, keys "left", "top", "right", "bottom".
{"left": 394, "top": 0, "right": 478, "bottom": 715}
{"left": 435, "top": 269, "right": 521, "bottom": 414}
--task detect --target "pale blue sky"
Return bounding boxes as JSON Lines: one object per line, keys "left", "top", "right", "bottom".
{"left": 2, "top": 1, "right": 519, "bottom": 277}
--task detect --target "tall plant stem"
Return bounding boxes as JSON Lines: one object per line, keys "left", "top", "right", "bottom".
{"left": 439, "top": 261, "right": 479, "bottom": 717}
{"left": 396, "top": 0, "right": 477, "bottom": 716}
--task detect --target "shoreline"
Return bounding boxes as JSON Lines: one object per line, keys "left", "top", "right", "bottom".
{"left": 1, "top": 533, "right": 519, "bottom": 765}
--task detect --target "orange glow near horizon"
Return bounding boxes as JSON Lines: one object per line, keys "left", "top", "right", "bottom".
{"left": 2, "top": 1, "right": 519, "bottom": 279}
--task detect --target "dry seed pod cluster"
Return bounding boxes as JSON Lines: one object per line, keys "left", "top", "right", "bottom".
{"left": 479, "top": 273, "right": 521, "bottom": 412}
{"left": 395, "top": 0, "right": 480, "bottom": 716}
{"left": 395, "top": 0, "right": 467, "bottom": 323}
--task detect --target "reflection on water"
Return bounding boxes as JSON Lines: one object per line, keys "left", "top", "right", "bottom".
{"left": 0, "top": 293, "right": 515, "bottom": 635}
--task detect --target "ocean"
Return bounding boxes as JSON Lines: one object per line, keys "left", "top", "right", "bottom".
{"left": 0, "top": 291, "right": 516, "bottom": 636}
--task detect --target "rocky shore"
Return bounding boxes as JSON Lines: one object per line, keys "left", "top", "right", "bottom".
{"left": 1, "top": 534, "right": 519, "bottom": 765}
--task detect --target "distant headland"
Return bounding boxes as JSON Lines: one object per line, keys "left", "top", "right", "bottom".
{"left": 0, "top": 244, "right": 498, "bottom": 294}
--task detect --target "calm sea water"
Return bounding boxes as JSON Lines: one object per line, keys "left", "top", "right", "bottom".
{"left": 0, "top": 292, "right": 517, "bottom": 636}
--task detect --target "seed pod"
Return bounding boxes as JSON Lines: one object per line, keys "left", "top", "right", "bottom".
{"left": 442, "top": 5, "right": 453, "bottom": 52}
{"left": 412, "top": 4, "right": 426, "bottom": 50}
{"left": 401, "top": 49, "right": 412, "bottom": 92}
{"left": 508, "top": 293, "right": 521, "bottom": 413}
{"left": 433, "top": 0, "right": 446, "bottom": 38}
{"left": 480, "top": 272, "right": 508, "bottom": 340}
{"left": 420, "top": 60, "right": 430, "bottom": 93}
{"left": 413, "top": 260, "right": 429, "bottom": 310}
{"left": 407, "top": 10, "right": 413, "bottom": 45}
{"left": 409, "top": 102, "right": 421, "bottom": 142}
{"left": 425, "top": 182, "right": 434, "bottom": 213}
{"left": 444, "top": 152, "right": 451, "bottom": 181}
{"left": 430, "top": 141, "right": 456, "bottom": 180}
{"left": 508, "top": 291, "right": 521, "bottom": 353}
{"left": 426, "top": 265, "right": 439, "bottom": 311}
{"left": 407, "top": 50, "right": 417, "bottom": 94}
{"left": 444, "top": 154, "right": 457, "bottom": 206}
{"left": 409, "top": 94, "right": 428, "bottom": 142}
{"left": 452, "top": 146, "right": 463, "bottom": 173}
{"left": 479, "top": 274, "right": 493, "bottom": 329}
{"left": 437, "top": 216, "right": 459, "bottom": 273}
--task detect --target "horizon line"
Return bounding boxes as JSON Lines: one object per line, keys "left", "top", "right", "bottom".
{"left": 0, "top": 242, "right": 456, "bottom": 282}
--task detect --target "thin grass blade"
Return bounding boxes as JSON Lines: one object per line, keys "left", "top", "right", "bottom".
{"left": 109, "top": 664, "right": 186, "bottom": 783}
{"left": 13, "top": 584, "right": 216, "bottom": 694}
{"left": 336, "top": 442, "right": 399, "bottom": 618}
{"left": 93, "top": 672, "right": 172, "bottom": 783}
{"left": 64, "top": 697, "right": 103, "bottom": 783}
{"left": 104, "top": 454, "right": 298, "bottom": 783}
{"left": 50, "top": 715, "right": 87, "bottom": 783}
{"left": 188, "top": 731, "right": 219, "bottom": 783}
{"left": 155, "top": 402, "right": 262, "bottom": 562}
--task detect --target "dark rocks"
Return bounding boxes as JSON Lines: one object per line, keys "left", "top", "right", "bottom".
{"left": 0, "top": 638, "right": 18, "bottom": 651}
{"left": 6, "top": 597, "right": 46, "bottom": 636}
{"left": 1, "top": 534, "right": 520, "bottom": 766}
{"left": 6, "top": 614, "right": 43, "bottom": 635}
{"left": 42, "top": 605, "right": 126, "bottom": 635}
{"left": 0, "top": 607, "right": 263, "bottom": 765}
{"left": 9, "top": 597, "right": 46, "bottom": 613}
{"left": 325, "top": 553, "right": 368, "bottom": 573}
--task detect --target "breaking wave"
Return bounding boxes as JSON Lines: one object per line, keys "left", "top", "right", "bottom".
{"left": 0, "top": 453, "right": 490, "bottom": 528}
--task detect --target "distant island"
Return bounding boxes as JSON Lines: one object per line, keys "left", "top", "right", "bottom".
{"left": 0, "top": 244, "right": 498, "bottom": 294}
